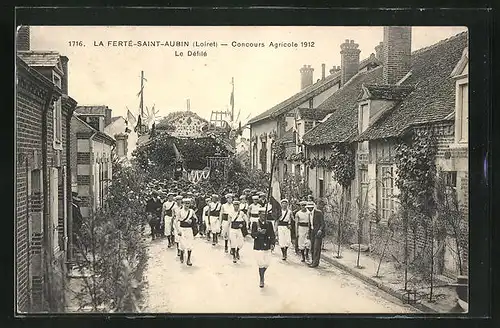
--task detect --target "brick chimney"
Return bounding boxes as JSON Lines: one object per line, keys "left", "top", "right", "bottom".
{"left": 340, "top": 39, "right": 361, "bottom": 85}
{"left": 60, "top": 56, "right": 69, "bottom": 95}
{"left": 105, "top": 106, "right": 112, "bottom": 127}
{"left": 375, "top": 41, "right": 384, "bottom": 60}
{"left": 383, "top": 26, "right": 412, "bottom": 85}
{"left": 329, "top": 65, "right": 341, "bottom": 75}
{"left": 16, "top": 26, "right": 30, "bottom": 51}
{"left": 300, "top": 65, "right": 314, "bottom": 90}
{"left": 321, "top": 63, "right": 326, "bottom": 80}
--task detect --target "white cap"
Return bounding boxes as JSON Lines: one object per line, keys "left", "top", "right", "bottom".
{"left": 252, "top": 195, "right": 259, "bottom": 200}
{"left": 183, "top": 198, "right": 192, "bottom": 203}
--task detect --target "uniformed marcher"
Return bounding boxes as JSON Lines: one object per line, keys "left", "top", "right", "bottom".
{"left": 295, "top": 200, "right": 311, "bottom": 262}
{"left": 228, "top": 200, "right": 248, "bottom": 263}
{"left": 202, "top": 197, "right": 212, "bottom": 241}
{"left": 277, "top": 199, "right": 293, "bottom": 261}
{"left": 251, "top": 207, "right": 276, "bottom": 288}
{"left": 172, "top": 195, "right": 184, "bottom": 256}
{"left": 220, "top": 193, "right": 234, "bottom": 253}
{"left": 209, "top": 194, "right": 222, "bottom": 246}
{"left": 239, "top": 195, "right": 249, "bottom": 214}
{"left": 145, "top": 191, "right": 162, "bottom": 241}
{"left": 176, "top": 198, "right": 197, "bottom": 266}
{"left": 161, "top": 192, "right": 176, "bottom": 247}
{"left": 248, "top": 195, "right": 261, "bottom": 229}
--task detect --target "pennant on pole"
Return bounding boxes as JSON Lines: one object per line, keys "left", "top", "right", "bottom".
{"left": 230, "top": 77, "right": 234, "bottom": 121}
{"left": 127, "top": 109, "right": 137, "bottom": 127}
{"left": 134, "top": 115, "right": 142, "bottom": 133}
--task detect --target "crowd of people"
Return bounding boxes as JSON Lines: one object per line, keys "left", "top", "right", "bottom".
{"left": 144, "top": 187, "right": 326, "bottom": 288}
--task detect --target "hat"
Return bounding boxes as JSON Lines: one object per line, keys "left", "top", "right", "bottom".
{"left": 211, "top": 194, "right": 219, "bottom": 198}
{"left": 174, "top": 195, "right": 183, "bottom": 200}
{"left": 225, "top": 193, "right": 234, "bottom": 198}
{"left": 183, "top": 198, "right": 192, "bottom": 203}
{"left": 205, "top": 197, "right": 211, "bottom": 201}
{"left": 281, "top": 199, "right": 289, "bottom": 204}
{"left": 232, "top": 200, "right": 240, "bottom": 205}
{"left": 252, "top": 195, "right": 259, "bottom": 200}
{"left": 243, "top": 188, "right": 250, "bottom": 193}
{"left": 239, "top": 195, "right": 246, "bottom": 200}
{"left": 259, "top": 192, "right": 266, "bottom": 196}
{"left": 258, "top": 207, "right": 267, "bottom": 213}
{"left": 306, "top": 201, "right": 315, "bottom": 208}
{"left": 167, "top": 192, "right": 175, "bottom": 197}
{"left": 299, "top": 200, "right": 307, "bottom": 206}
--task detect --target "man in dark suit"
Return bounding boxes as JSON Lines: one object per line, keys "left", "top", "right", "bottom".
{"left": 145, "top": 191, "right": 163, "bottom": 240}
{"left": 309, "top": 201, "right": 326, "bottom": 268}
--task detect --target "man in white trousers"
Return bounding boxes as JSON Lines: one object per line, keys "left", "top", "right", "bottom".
{"left": 220, "top": 193, "right": 234, "bottom": 253}
{"left": 176, "top": 198, "right": 197, "bottom": 266}
{"left": 277, "top": 199, "right": 293, "bottom": 261}
{"left": 228, "top": 200, "right": 249, "bottom": 263}
{"left": 202, "top": 197, "right": 211, "bottom": 241}
{"left": 209, "top": 194, "right": 222, "bottom": 246}
{"left": 172, "top": 195, "right": 184, "bottom": 257}
{"left": 161, "top": 192, "right": 176, "bottom": 248}
{"left": 247, "top": 195, "right": 261, "bottom": 230}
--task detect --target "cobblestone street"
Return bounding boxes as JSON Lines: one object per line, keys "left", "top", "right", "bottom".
{"left": 143, "top": 235, "right": 417, "bottom": 313}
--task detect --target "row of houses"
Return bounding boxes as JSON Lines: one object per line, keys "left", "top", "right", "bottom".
{"left": 248, "top": 27, "right": 468, "bottom": 277}
{"left": 15, "top": 26, "right": 136, "bottom": 313}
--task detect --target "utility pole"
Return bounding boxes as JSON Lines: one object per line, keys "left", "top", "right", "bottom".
{"left": 140, "top": 71, "right": 144, "bottom": 118}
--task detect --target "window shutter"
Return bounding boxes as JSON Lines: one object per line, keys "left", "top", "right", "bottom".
{"left": 392, "top": 164, "right": 400, "bottom": 212}
{"left": 367, "top": 163, "right": 377, "bottom": 211}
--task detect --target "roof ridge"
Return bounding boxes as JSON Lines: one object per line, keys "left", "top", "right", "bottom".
{"left": 411, "top": 31, "right": 468, "bottom": 57}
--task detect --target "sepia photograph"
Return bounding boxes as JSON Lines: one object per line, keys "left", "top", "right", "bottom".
{"left": 15, "top": 24, "right": 469, "bottom": 314}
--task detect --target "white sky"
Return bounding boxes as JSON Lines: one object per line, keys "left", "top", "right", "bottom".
{"left": 29, "top": 26, "right": 467, "bottom": 128}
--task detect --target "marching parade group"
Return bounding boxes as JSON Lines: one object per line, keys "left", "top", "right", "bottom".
{"left": 145, "top": 188, "right": 326, "bottom": 288}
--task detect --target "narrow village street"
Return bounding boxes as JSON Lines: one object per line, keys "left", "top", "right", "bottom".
{"left": 143, "top": 235, "right": 416, "bottom": 313}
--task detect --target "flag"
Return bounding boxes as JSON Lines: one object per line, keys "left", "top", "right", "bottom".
{"left": 150, "top": 122, "right": 156, "bottom": 138}
{"left": 134, "top": 115, "right": 142, "bottom": 133}
{"left": 230, "top": 77, "right": 234, "bottom": 121}
{"left": 127, "top": 109, "right": 137, "bottom": 127}
{"left": 269, "top": 165, "right": 282, "bottom": 219}
{"left": 172, "top": 142, "right": 183, "bottom": 161}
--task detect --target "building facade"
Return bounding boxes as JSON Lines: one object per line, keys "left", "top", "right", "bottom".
{"left": 72, "top": 106, "right": 115, "bottom": 218}
{"left": 303, "top": 27, "right": 468, "bottom": 277}
{"left": 249, "top": 42, "right": 381, "bottom": 176}
{"left": 16, "top": 26, "right": 78, "bottom": 312}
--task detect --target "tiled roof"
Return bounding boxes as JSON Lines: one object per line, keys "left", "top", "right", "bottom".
{"left": 303, "top": 67, "right": 383, "bottom": 145}
{"left": 356, "top": 32, "right": 468, "bottom": 141}
{"left": 297, "top": 108, "right": 331, "bottom": 121}
{"left": 17, "top": 51, "right": 62, "bottom": 68}
{"left": 360, "top": 84, "right": 414, "bottom": 100}
{"left": 75, "top": 105, "right": 109, "bottom": 115}
{"left": 277, "top": 128, "right": 295, "bottom": 143}
{"left": 304, "top": 31, "right": 468, "bottom": 145}
{"left": 73, "top": 115, "right": 115, "bottom": 144}
{"left": 110, "top": 116, "right": 122, "bottom": 124}
{"left": 247, "top": 56, "right": 380, "bottom": 125}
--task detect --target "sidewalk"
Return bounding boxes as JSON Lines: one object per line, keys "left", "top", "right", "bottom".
{"left": 320, "top": 239, "right": 461, "bottom": 313}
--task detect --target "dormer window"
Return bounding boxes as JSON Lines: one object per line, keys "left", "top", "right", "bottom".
{"left": 451, "top": 47, "right": 468, "bottom": 145}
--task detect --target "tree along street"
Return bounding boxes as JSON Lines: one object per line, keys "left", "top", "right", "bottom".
{"left": 143, "top": 235, "right": 417, "bottom": 313}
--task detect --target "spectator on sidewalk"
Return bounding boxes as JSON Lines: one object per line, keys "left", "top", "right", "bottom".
{"left": 145, "top": 191, "right": 162, "bottom": 241}
{"left": 309, "top": 200, "right": 326, "bottom": 268}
